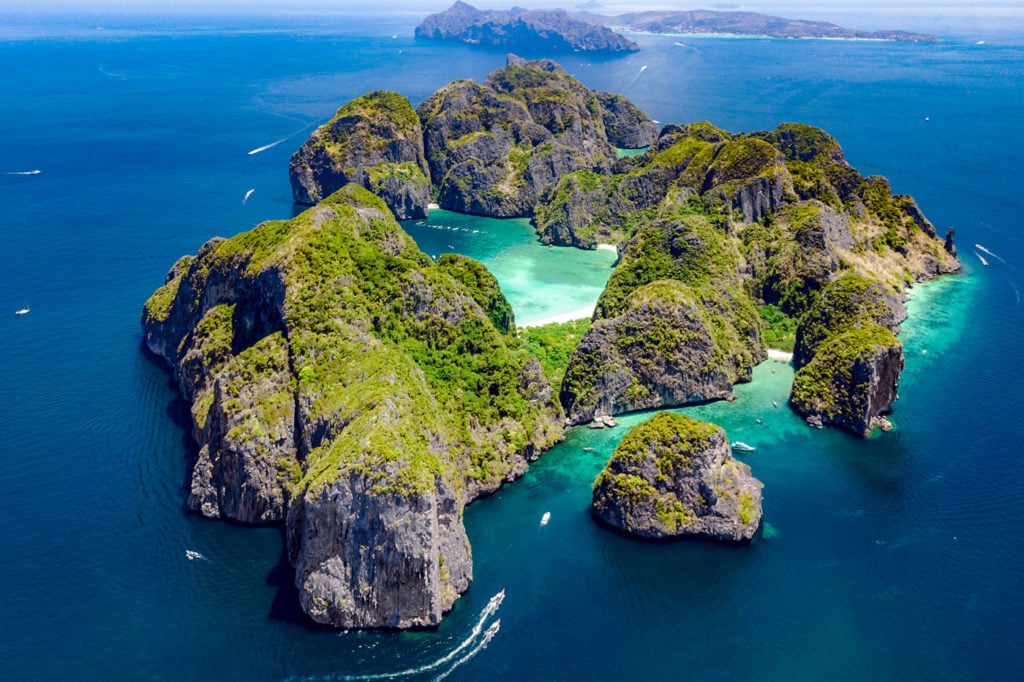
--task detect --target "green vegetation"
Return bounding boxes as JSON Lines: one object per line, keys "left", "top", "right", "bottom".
{"left": 794, "top": 271, "right": 897, "bottom": 365}
{"left": 759, "top": 304, "right": 797, "bottom": 352}
{"left": 437, "top": 254, "right": 516, "bottom": 334}
{"left": 519, "top": 318, "right": 592, "bottom": 389}
{"left": 610, "top": 412, "right": 719, "bottom": 470}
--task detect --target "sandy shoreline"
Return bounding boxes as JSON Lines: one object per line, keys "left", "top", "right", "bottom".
{"left": 767, "top": 348, "right": 794, "bottom": 362}
{"left": 519, "top": 305, "right": 595, "bottom": 328}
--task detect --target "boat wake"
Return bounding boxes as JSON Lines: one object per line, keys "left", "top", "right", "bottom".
{"left": 314, "top": 589, "right": 505, "bottom": 682}
{"left": 248, "top": 137, "right": 290, "bottom": 155}
{"left": 625, "top": 65, "right": 648, "bottom": 89}
{"left": 433, "top": 620, "right": 500, "bottom": 681}
{"left": 3, "top": 170, "right": 41, "bottom": 175}
{"left": 975, "top": 251, "right": 989, "bottom": 267}
{"left": 243, "top": 188, "right": 255, "bottom": 204}
{"left": 975, "top": 243, "right": 1005, "bottom": 263}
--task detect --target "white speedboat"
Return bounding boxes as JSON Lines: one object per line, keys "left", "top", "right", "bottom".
{"left": 731, "top": 441, "right": 756, "bottom": 452}
{"left": 540, "top": 511, "right": 551, "bottom": 526}
{"left": 15, "top": 307, "right": 29, "bottom": 315}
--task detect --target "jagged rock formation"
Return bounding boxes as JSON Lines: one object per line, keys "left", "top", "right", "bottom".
{"left": 143, "top": 185, "right": 563, "bottom": 629}
{"left": 289, "top": 91, "right": 431, "bottom": 220}
{"left": 417, "top": 55, "right": 654, "bottom": 218}
{"left": 416, "top": 2, "right": 639, "bottom": 53}
{"left": 592, "top": 412, "right": 763, "bottom": 542}
{"left": 584, "top": 9, "right": 937, "bottom": 42}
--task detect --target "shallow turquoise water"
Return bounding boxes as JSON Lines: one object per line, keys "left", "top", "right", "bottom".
{"left": 1, "top": 12, "right": 1022, "bottom": 681}
{"left": 401, "top": 209, "right": 617, "bottom": 326}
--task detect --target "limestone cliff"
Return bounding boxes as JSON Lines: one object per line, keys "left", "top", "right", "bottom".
{"left": 143, "top": 185, "right": 563, "bottom": 628}
{"left": 592, "top": 412, "right": 763, "bottom": 543}
{"left": 290, "top": 91, "right": 431, "bottom": 220}
{"left": 417, "top": 55, "right": 656, "bottom": 218}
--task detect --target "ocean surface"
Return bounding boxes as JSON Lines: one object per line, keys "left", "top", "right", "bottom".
{"left": 2, "top": 11, "right": 1023, "bottom": 681}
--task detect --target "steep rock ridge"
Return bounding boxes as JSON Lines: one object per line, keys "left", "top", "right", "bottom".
{"left": 416, "top": 2, "right": 639, "bottom": 53}
{"left": 560, "top": 191, "right": 765, "bottom": 425}
{"left": 417, "top": 55, "right": 655, "bottom": 218}
{"left": 290, "top": 91, "right": 431, "bottom": 220}
{"left": 143, "top": 185, "right": 563, "bottom": 628}
{"left": 535, "top": 122, "right": 790, "bottom": 248}
{"left": 592, "top": 412, "right": 763, "bottom": 543}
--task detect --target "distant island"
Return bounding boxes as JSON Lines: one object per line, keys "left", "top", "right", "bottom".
{"left": 415, "top": 1, "right": 639, "bottom": 54}
{"left": 593, "top": 9, "right": 938, "bottom": 43}
{"left": 144, "top": 55, "right": 957, "bottom": 631}
{"left": 415, "top": 3, "right": 937, "bottom": 53}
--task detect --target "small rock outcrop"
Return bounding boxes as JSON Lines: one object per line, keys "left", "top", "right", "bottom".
{"left": 592, "top": 412, "right": 763, "bottom": 543}
{"left": 290, "top": 91, "right": 431, "bottom": 220}
{"left": 416, "top": 2, "right": 639, "bottom": 53}
{"left": 143, "top": 185, "right": 563, "bottom": 629}
{"left": 597, "top": 91, "right": 659, "bottom": 149}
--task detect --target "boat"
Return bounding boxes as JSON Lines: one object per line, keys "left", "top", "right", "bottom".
{"left": 600, "top": 415, "right": 618, "bottom": 428}
{"left": 185, "top": 549, "right": 204, "bottom": 561}
{"left": 14, "top": 307, "right": 29, "bottom": 315}
{"left": 582, "top": 446, "right": 595, "bottom": 452}
{"left": 731, "top": 441, "right": 756, "bottom": 452}
{"left": 540, "top": 511, "right": 551, "bottom": 526}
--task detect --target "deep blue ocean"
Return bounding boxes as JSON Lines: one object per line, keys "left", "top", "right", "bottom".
{"left": 2, "top": 10, "right": 1023, "bottom": 681}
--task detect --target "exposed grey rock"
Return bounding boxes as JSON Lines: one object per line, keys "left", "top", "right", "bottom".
{"left": 290, "top": 91, "right": 431, "bottom": 220}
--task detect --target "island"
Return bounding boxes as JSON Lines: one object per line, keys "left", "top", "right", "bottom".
{"left": 592, "top": 412, "right": 763, "bottom": 543}
{"left": 415, "top": 1, "right": 639, "bottom": 54}
{"left": 144, "top": 55, "right": 958, "bottom": 630}
{"left": 591, "top": 9, "right": 938, "bottom": 43}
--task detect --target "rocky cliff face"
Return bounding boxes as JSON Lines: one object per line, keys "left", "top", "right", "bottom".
{"left": 417, "top": 55, "right": 656, "bottom": 218}
{"left": 592, "top": 412, "right": 763, "bottom": 543}
{"left": 416, "top": 2, "right": 639, "bottom": 53}
{"left": 143, "top": 185, "right": 563, "bottom": 628}
{"left": 290, "top": 91, "right": 431, "bottom": 220}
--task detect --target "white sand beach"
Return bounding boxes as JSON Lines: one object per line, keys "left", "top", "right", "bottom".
{"left": 519, "top": 305, "right": 595, "bottom": 328}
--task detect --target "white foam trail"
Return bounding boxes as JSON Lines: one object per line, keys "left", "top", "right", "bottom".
{"left": 3, "top": 170, "right": 41, "bottom": 175}
{"left": 338, "top": 589, "right": 505, "bottom": 681}
{"left": 248, "top": 138, "right": 289, "bottom": 155}
{"left": 243, "top": 188, "right": 255, "bottom": 204}
{"left": 434, "top": 620, "right": 500, "bottom": 682}
{"left": 974, "top": 251, "right": 988, "bottom": 266}
{"left": 625, "top": 65, "right": 648, "bottom": 89}
{"left": 975, "top": 243, "right": 1005, "bottom": 262}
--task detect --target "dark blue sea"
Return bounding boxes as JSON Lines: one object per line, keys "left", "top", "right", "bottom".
{"left": 2, "top": 10, "right": 1022, "bottom": 681}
